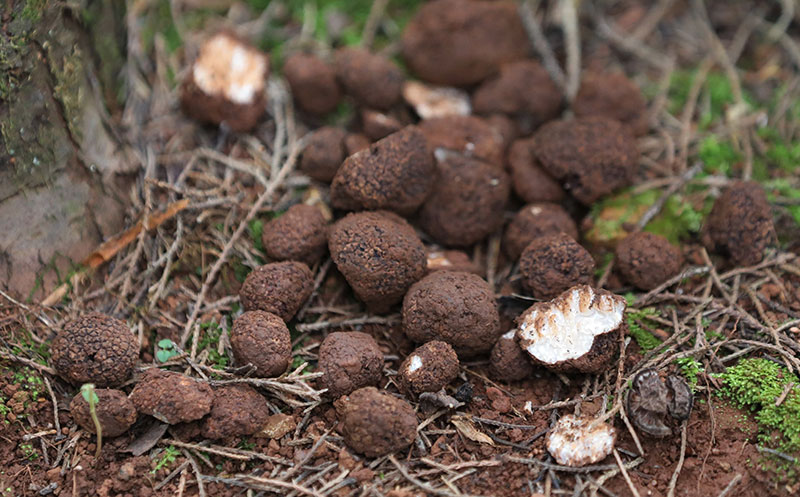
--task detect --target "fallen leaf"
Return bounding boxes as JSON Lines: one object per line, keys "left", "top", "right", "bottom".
{"left": 451, "top": 415, "right": 494, "bottom": 446}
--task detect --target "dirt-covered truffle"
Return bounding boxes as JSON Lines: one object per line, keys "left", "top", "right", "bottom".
{"left": 504, "top": 204, "right": 579, "bottom": 261}
{"left": 532, "top": 117, "right": 639, "bottom": 205}
{"left": 231, "top": 311, "right": 291, "bottom": 378}
{"left": 615, "top": 232, "right": 683, "bottom": 290}
{"left": 300, "top": 126, "right": 348, "bottom": 182}
{"left": 418, "top": 155, "right": 510, "bottom": 247}
{"left": 361, "top": 109, "right": 402, "bottom": 141}
{"left": 335, "top": 48, "right": 403, "bottom": 110}
{"left": 318, "top": 332, "right": 384, "bottom": 399}
{"left": 507, "top": 138, "right": 566, "bottom": 204}
{"left": 516, "top": 285, "right": 625, "bottom": 373}
{"left": 489, "top": 330, "right": 534, "bottom": 382}
{"left": 426, "top": 249, "right": 482, "bottom": 275}
{"left": 402, "top": 80, "right": 471, "bottom": 120}
{"left": 129, "top": 369, "right": 213, "bottom": 424}
{"left": 399, "top": 341, "right": 460, "bottom": 394}
{"left": 283, "top": 52, "right": 341, "bottom": 115}
{"left": 51, "top": 313, "right": 138, "bottom": 387}
{"left": 419, "top": 115, "right": 504, "bottom": 167}
{"left": 329, "top": 211, "right": 427, "bottom": 313}
{"left": 239, "top": 261, "right": 314, "bottom": 321}
{"left": 519, "top": 233, "right": 595, "bottom": 299}
{"left": 573, "top": 72, "right": 648, "bottom": 136}
{"left": 344, "top": 133, "right": 371, "bottom": 155}
{"left": 335, "top": 387, "right": 417, "bottom": 457}
{"left": 202, "top": 384, "right": 270, "bottom": 440}
{"left": 702, "top": 180, "right": 777, "bottom": 266}
{"left": 69, "top": 389, "right": 137, "bottom": 438}
{"left": 403, "top": 271, "right": 501, "bottom": 356}
{"left": 262, "top": 204, "right": 328, "bottom": 265}
{"left": 547, "top": 415, "right": 616, "bottom": 467}
{"left": 179, "top": 32, "right": 269, "bottom": 132}
{"left": 402, "top": 0, "right": 528, "bottom": 86}
{"left": 330, "top": 126, "right": 436, "bottom": 215}
{"left": 626, "top": 369, "right": 694, "bottom": 438}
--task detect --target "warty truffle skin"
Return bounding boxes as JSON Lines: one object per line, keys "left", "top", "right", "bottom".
{"left": 299, "top": 126, "right": 348, "bottom": 183}
{"left": 335, "top": 48, "right": 404, "bottom": 110}
{"left": 504, "top": 203, "right": 579, "bottom": 261}
{"left": 262, "top": 204, "right": 328, "bottom": 266}
{"left": 318, "top": 332, "right": 384, "bottom": 399}
{"left": 519, "top": 233, "right": 596, "bottom": 300}
{"left": 283, "top": 52, "right": 341, "bottom": 115}
{"left": 202, "top": 384, "right": 270, "bottom": 440}
{"left": 615, "top": 232, "right": 683, "bottom": 290}
{"left": 231, "top": 311, "right": 292, "bottom": 378}
{"left": 489, "top": 330, "right": 534, "bottom": 382}
{"left": 129, "top": 368, "right": 214, "bottom": 424}
{"left": 573, "top": 72, "right": 649, "bottom": 136}
{"left": 69, "top": 388, "right": 137, "bottom": 438}
{"left": 335, "top": 387, "right": 418, "bottom": 457}
{"left": 239, "top": 261, "right": 314, "bottom": 321}
{"left": 507, "top": 138, "right": 566, "bottom": 204}
{"left": 399, "top": 340, "right": 460, "bottom": 394}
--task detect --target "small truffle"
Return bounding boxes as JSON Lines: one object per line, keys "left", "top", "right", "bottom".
{"left": 283, "top": 52, "right": 341, "bottom": 115}
{"left": 504, "top": 204, "right": 579, "bottom": 261}
{"left": 519, "top": 233, "right": 595, "bottom": 299}
{"left": 51, "top": 313, "right": 138, "bottom": 387}
{"left": 402, "top": 80, "right": 471, "bottom": 120}
{"left": 399, "top": 341, "right": 460, "bottom": 394}
{"left": 426, "top": 249, "right": 482, "bottom": 275}
{"left": 532, "top": 117, "right": 639, "bottom": 205}
{"left": 489, "top": 330, "right": 534, "bottom": 381}
{"left": 335, "top": 387, "right": 417, "bottom": 457}
{"left": 516, "top": 285, "right": 625, "bottom": 373}
{"left": 239, "top": 261, "right": 314, "bottom": 321}
{"left": 361, "top": 109, "right": 403, "bottom": 141}
{"left": 203, "top": 384, "right": 270, "bottom": 440}
{"left": 615, "top": 232, "right": 683, "bottom": 290}
{"left": 130, "top": 369, "right": 213, "bottom": 424}
{"left": 318, "top": 332, "right": 384, "bottom": 398}
{"left": 180, "top": 32, "right": 268, "bottom": 132}
{"left": 507, "top": 138, "right": 566, "bottom": 204}
{"left": 419, "top": 115, "right": 504, "bottom": 167}
{"left": 70, "top": 389, "right": 137, "bottom": 438}
{"left": 573, "top": 72, "right": 648, "bottom": 136}
{"left": 231, "top": 311, "right": 291, "bottom": 378}
{"left": 335, "top": 48, "right": 403, "bottom": 110}
{"left": 262, "top": 204, "right": 328, "bottom": 265}
{"left": 300, "top": 126, "right": 348, "bottom": 182}
{"left": 626, "top": 369, "right": 694, "bottom": 438}
{"left": 547, "top": 415, "right": 616, "bottom": 467}
{"left": 418, "top": 155, "right": 510, "bottom": 247}
{"left": 403, "top": 271, "right": 501, "bottom": 356}
{"left": 702, "top": 180, "right": 777, "bottom": 266}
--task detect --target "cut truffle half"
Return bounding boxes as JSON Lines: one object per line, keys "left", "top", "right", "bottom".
{"left": 516, "top": 285, "right": 626, "bottom": 373}
{"left": 546, "top": 415, "right": 616, "bottom": 467}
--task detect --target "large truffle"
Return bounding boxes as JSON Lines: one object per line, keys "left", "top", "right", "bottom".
{"left": 283, "top": 52, "right": 341, "bottom": 115}
{"left": 418, "top": 155, "right": 510, "bottom": 247}
{"left": 51, "top": 313, "right": 138, "bottom": 387}
{"left": 615, "top": 232, "right": 683, "bottom": 290}
{"left": 507, "top": 138, "right": 566, "bottom": 204}
{"left": 300, "top": 126, "right": 348, "bottom": 182}
{"left": 402, "top": 0, "right": 528, "bottom": 86}
{"left": 129, "top": 369, "right": 213, "bottom": 424}
{"left": 239, "top": 261, "right": 314, "bottom": 321}
{"left": 547, "top": 415, "right": 616, "bottom": 467}
{"left": 231, "top": 311, "right": 292, "bottom": 378}
{"left": 399, "top": 341, "right": 460, "bottom": 394}
{"left": 532, "top": 117, "right": 639, "bottom": 205}
{"left": 202, "top": 384, "right": 270, "bottom": 440}
{"left": 329, "top": 211, "right": 427, "bottom": 313}
{"left": 516, "top": 285, "right": 625, "bottom": 373}
{"left": 402, "top": 271, "right": 501, "bottom": 357}
{"left": 573, "top": 72, "right": 648, "bottom": 136}
{"left": 335, "top": 387, "right": 417, "bottom": 457}
{"left": 489, "top": 330, "right": 534, "bottom": 382}
{"left": 519, "top": 233, "right": 595, "bottom": 299}
{"left": 504, "top": 204, "right": 579, "bottom": 261}
{"left": 702, "top": 180, "right": 777, "bottom": 266}
{"left": 69, "top": 389, "right": 137, "bottom": 438}
{"left": 335, "top": 48, "right": 403, "bottom": 110}
{"left": 262, "top": 204, "right": 328, "bottom": 265}
{"left": 419, "top": 115, "right": 504, "bottom": 167}
{"left": 318, "top": 332, "right": 384, "bottom": 399}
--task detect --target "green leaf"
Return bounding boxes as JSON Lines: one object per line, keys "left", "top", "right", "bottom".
{"left": 157, "top": 339, "right": 174, "bottom": 349}
{"left": 80, "top": 384, "right": 99, "bottom": 405}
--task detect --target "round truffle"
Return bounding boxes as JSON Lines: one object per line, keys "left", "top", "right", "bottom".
{"left": 489, "top": 330, "right": 534, "bottom": 382}
{"left": 329, "top": 211, "right": 427, "bottom": 313}
{"left": 300, "top": 126, "right": 348, "bottom": 182}
{"left": 129, "top": 369, "right": 213, "bottom": 424}
{"left": 418, "top": 155, "right": 510, "bottom": 247}
{"left": 262, "top": 204, "right": 328, "bottom": 265}
{"left": 335, "top": 48, "right": 403, "bottom": 110}
{"left": 504, "top": 204, "right": 579, "bottom": 261}
{"left": 330, "top": 126, "right": 436, "bottom": 215}
{"left": 401, "top": 0, "right": 528, "bottom": 86}
{"left": 399, "top": 341, "right": 459, "bottom": 394}
{"left": 519, "top": 233, "right": 595, "bottom": 299}
{"left": 426, "top": 249, "right": 482, "bottom": 275}
{"left": 69, "top": 388, "right": 137, "bottom": 438}
{"left": 335, "top": 387, "right": 417, "bottom": 457}
{"left": 615, "top": 232, "right": 683, "bottom": 290}
{"left": 231, "top": 311, "right": 291, "bottom": 378}
{"left": 283, "top": 52, "right": 341, "bottom": 115}
{"left": 318, "top": 331, "right": 384, "bottom": 398}
{"left": 508, "top": 138, "right": 565, "bottom": 204}
{"left": 532, "top": 117, "right": 639, "bottom": 205}
{"left": 702, "top": 180, "right": 776, "bottom": 266}
{"left": 51, "top": 313, "right": 138, "bottom": 387}
{"left": 202, "top": 384, "right": 270, "bottom": 440}
{"left": 239, "top": 261, "right": 314, "bottom": 321}
{"left": 547, "top": 415, "right": 616, "bottom": 467}
{"left": 361, "top": 109, "right": 403, "bottom": 141}
{"left": 402, "top": 271, "right": 501, "bottom": 356}
{"left": 573, "top": 72, "right": 648, "bottom": 136}
{"left": 419, "top": 115, "right": 504, "bottom": 167}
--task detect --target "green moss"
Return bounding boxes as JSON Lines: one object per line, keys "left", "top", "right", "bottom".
{"left": 674, "top": 357, "right": 704, "bottom": 391}
{"left": 699, "top": 136, "right": 740, "bottom": 176}
{"left": 625, "top": 307, "right": 662, "bottom": 351}
{"left": 249, "top": 219, "right": 264, "bottom": 253}
{"left": 21, "top": 0, "right": 46, "bottom": 22}
{"left": 763, "top": 178, "right": 800, "bottom": 227}
{"left": 668, "top": 70, "right": 752, "bottom": 127}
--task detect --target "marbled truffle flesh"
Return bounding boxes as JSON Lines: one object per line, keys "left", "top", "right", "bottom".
{"left": 335, "top": 48, "right": 403, "bottom": 110}
{"left": 507, "top": 138, "right": 565, "bottom": 204}
{"left": 335, "top": 387, "right": 417, "bottom": 457}
{"left": 239, "top": 261, "right": 314, "bottom": 321}
{"left": 399, "top": 340, "right": 460, "bottom": 394}
{"left": 615, "top": 232, "right": 683, "bottom": 290}
{"left": 70, "top": 389, "right": 137, "bottom": 438}
{"left": 519, "top": 233, "right": 595, "bottom": 299}
{"left": 231, "top": 311, "right": 292, "bottom": 378}
{"left": 283, "top": 52, "right": 341, "bottom": 115}
{"left": 489, "top": 330, "right": 534, "bottom": 382}
{"left": 547, "top": 415, "right": 616, "bottom": 467}
{"left": 202, "top": 385, "right": 270, "bottom": 440}
{"left": 573, "top": 72, "right": 648, "bottom": 136}
{"left": 262, "top": 204, "right": 328, "bottom": 265}
{"left": 130, "top": 369, "right": 213, "bottom": 424}
{"left": 504, "top": 204, "right": 579, "bottom": 261}
{"left": 300, "top": 126, "right": 348, "bottom": 182}
{"left": 318, "top": 332, "right": 384, "bottom": 399}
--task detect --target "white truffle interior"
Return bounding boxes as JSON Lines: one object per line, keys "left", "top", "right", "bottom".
{"left": 193, "top": 33, "right": 267, "bottom": 104}
{"left": 517, "top": 286, "right": 625, "bottom": 364}
{"left": 547, "top": 415, "right": 615, "bottom": 467}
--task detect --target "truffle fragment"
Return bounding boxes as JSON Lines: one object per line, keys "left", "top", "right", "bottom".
{"left": 547, "top": 415, "right": 616, "bottom": 467}
{"left": 283, "top": 52, "right": 341, "bottom": 115}
{"left": 239, "top": 261, "right": 314, "bottom": 321}
{"left": 262, "top": 204, "right": 328, "bottom": 265}
{"left": 203, "top": 385, "right": 270, "bottom": 440}
{"left": 419, "top": 115, "right": 504, "bottom": 167}
{"left": 399, "top": 341, "right": 460, "bottom": 394}
{"left": 519, "top": 233, "right": 595, "bottom": 299}
{"left": 626, "top": 369, "right": 694, "bottom": 438}
{"left": 573, "top": 72, "right": 648, "bottom": 136}
{"left": 489, "top": 330, "right": 534, "bottom": 381}
{"left": 300, "top": 126, "right": 348, "bottom": 182}
{"left": 504, "top": 204, "right": 579, "bottom": 261}
{"left": 402, "top": 81, "right": 471, "bottom": 120}
{"left": 130, "top": 369, "right": 213, "bottom": 424}
{"left": 231, "top": 311, "right": 292, "bottom": 378}
{"left": 507, "top": 138, "right": 565, "bottom": 204}
{"left": 70, "top": 389, "right": 137, "bottom": 437}
{"left": 335, "top": 387, "right": 417, "bottom": 457}
{"left": 615, "top": 232, "right": 683, "bottom": 290}
{"left": 335, "top": 48, "right": 403, "bottom": 110}
{"left": 318, "top": 332, "right": 384, "bottom": 398}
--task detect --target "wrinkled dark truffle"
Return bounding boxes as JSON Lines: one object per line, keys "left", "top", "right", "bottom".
{"left": 262, "top": 204, "right": 328, "bottom": 265}
{"left": 399, "top": 341, "right": 460, "bottom": 394}
{"left": 626, "top": 369, "right": 693, "bottom": 438}
{"left": 329, "top": 211, "right": 427, "bottom": 313}
{"left": 283, "top": 52, "right": 341, "bottom": 115}
{"left": 489, "top": 331, "right": 534, "bottom": 381}
{"left": 504, "top": 204, "right": 579, "bottom": 261}
{"left": 300, "top": 126, "right": 348, "bottom": 182}
{"left": 519, "top": 233, "right": 595, "bottom": 299}
{"left": 51, "top": 313, "right": 138, "bottom": 387}
{"left": 402, "top": 271, "right": 501, "bottom": 356}
{"left": 318, "top": 332, "right": 384, "bottom": 398}
{"left": 507, "top": 138, "right": 565, "bottom": 204}
{"left": 419, "top": 115, "right": 504, "bottom": 167}
{"left": 335, "top": 48, "right": 403, "bottom": 110}
{"left": 203, "top": 385, "right": 270, "bottom": 440}
{"left": 362, "top": 109, "right": 403, "bottom": 141}
{"left": 130, "top": 369, "right": 213, "bottom": 424}
{"left": 426, "top": 249, "right": 482, "bottom": 275}
{"left": 702, "top": 180, "right": 777, "bottom": 266}
{"left": 239, "top": 261, "right": 314, "bottom": 321}
{"left": 402, "top": 0, "right": 528, "bottom": 86}
{"left": 70, "top": 388, "right": 137, "bottom": 437}
{"left": 231, "top": 311, "right": 292, "bottom": 378}
{"left": 573, "top": 72, "right": 648, "bottom": 136}
{"left": 335, "top": 387, "right": 417, "bottom": 457}
{"left": 615, "top": 232, "right": 683, "bottom": 290}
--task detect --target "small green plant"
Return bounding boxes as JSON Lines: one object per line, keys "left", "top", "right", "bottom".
{"left": 0, "top": 396, "right": 10, "bottom": 423}
{"left": 151, "top": 445, "right": 181, "bottom": 473}
{"left": 625, "top": 307, "right": 662, "bottom": 351}
{"left": 155, "top": 339, "right": 179, "bottom": 363}
{"left": 81, "top": 384, "right": 102, "bottom": 459}
{"left": 698, "top": 136, "right": 740, "bottom": 176}
{"left": 18, "top": 443, "right": 38, "bottom": 461}
{"left": 195, "top": 322, "right": 229, "bottom": 371}
{"left": 674, "top": 357, "right": 704, "bottom": 391}
{"left": 248, "top": 219, "right": 265, "bottom": 253}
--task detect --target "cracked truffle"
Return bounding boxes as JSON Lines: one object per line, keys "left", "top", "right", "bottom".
{"left": 419, "top": 115, "right": 504, "bottom": 167}
{"left": 402, "top": 271, "right": 501, "bottom": 357}
{"left": 283, "top": 52, "right": 341, "bottom": 115}
{"left": 504, "top": 204, "right": 579, "bottom": 261}
{"left": 130, "top": 369, "right": 213, "bottom": 424}
{"left": 626, "top": 369, "right": 694, "bottom": 438}
{"left": 51, "top": 313, "right": 138, "bottom": 387}
{"left": 547, "top": 415, "right": 616, "bottom": 467}
{"left": 335, "top": 387, "right": 417, "bottom": 457}
{"left": 489, "top": 330, "right": 534, "bottom": 382}
{"left": 231, "top": 311, "right": 291, "bottom": 378}
{"left": 262, "top": 204, "right": 328, "bottom": 265}
{"left": 508, "top": 138, "right": 566, "bottom": 204}
{"left": 519, "top": 233, "right": 595, "bottom": 299}
{"left": 318, "top": 332, "right": 384, "bottom": 399}
{"left": 335, "top": 48, "right": 403, "bottom": 110}
{"left": 203, "top": 384, "right": 270, "bottom": 440}
{"left": 573, "top": 72, "right": 648, "bottom": 136}
{"left": 70, "top": 388, "right": 137, "bottom": 438}
{"left": 239, "top": 261, "right": 314, "bottom": 321}
{"left": 329, "top": 211, "right": 427, "bottom": 313}
{"left": 300, "top": 126, "right": 348, "bottom": 182}
{"left": 615, "top": 232, "right": 683, "bottom": 290}
{"left": 399, "top": 341, "right": 460, "bottom": 394}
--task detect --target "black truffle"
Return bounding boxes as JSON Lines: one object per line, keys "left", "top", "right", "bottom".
{"left": 573, "top": 72, "right": 648, "bottom": 136}
{"left": 70, "top": 388, "right": 137, "bottom": 438}
{"left": 283, "top": 52, "right": 341, "bottom": 115}
{"left": 335, "top": 48, "right": 404, "bottom": 110}
{"left": 504, "top": 204, "right": 579, "bottom": 261}
{"left": 130, "top": 369, "right": 213, "bottom": 424}
{"left": 615, "top": 232, "right": 683, "bottom": 290}
{"left": 318, "top": 332, "right": 384, "bottom": 398}
{"left": 300, "top": 126, "right": 348, "bottom": 183}
{"left": 335, "top": 387, "right": 417, "bottom": 457}
{"left": 203, "top": 384, "right": 270, "bottom": 440}
{"left": 231, "top": 311, "right": 292, "bottom": 378}
{"left": 399, "top": 340, "right": 460, "bottom": 394}
{"left": 239, "top": 261, "right": 314, "bottom": 321}
{"left": 519, "top": 233, "right": 595, "bottom": 299}
{"left": 262, "top": 204, "right": 328, "bottom": 266}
